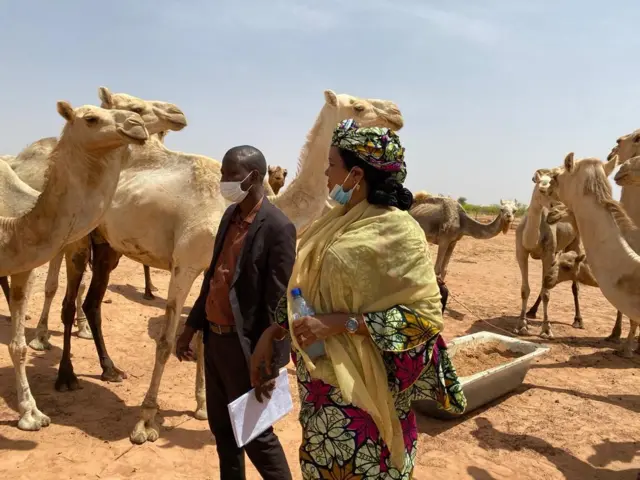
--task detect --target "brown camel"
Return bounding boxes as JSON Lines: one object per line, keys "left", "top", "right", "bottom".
{"left": 267, "top": 165, "right": 288, "bottom": 194}
{"left": 409, "top": 193, "right": 517, "bottom": 280}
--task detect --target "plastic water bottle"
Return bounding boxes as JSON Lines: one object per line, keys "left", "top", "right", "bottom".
{"left": 291, "top": 287, "right": 326, "bottom": 360}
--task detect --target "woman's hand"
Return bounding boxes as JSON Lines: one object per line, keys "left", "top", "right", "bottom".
{"left": 292, "top": 314, "right": 347, "bottom": 348}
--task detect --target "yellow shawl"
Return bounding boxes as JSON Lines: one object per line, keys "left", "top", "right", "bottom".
{"left": 287, "top": 200, "right": 443, "bottom": 470}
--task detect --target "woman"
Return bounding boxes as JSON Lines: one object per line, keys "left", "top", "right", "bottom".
{"left": 251, "top": 119, "right": 466, "bottom": 479}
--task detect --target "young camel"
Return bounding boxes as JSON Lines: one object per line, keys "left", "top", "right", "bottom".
{"left": 1, "top": 102, "right": 149, "bottom": 430}
{"left": 538, "top": 153, "right": 640, "bottom": 357}
{"left": 56, "top": 89, "right": 402, "bottom": 444}
{"left": 16, "top": 91, "right": 187, "bottom": 352}
{"left": 409, "top": 194, "right": 517, "bottom": 280}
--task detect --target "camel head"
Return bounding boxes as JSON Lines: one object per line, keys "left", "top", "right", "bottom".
{"left": 56, "top": 101, "right": 149, "bottom": 151}
{"left": 614, "top": 155, "right": 640, "bottom": 187}
{"left": 98, "top": 87, "right": 187, "bottom": 136}
{"left": 546, "top": 203, "right": 576, "bottom": 227}
{"left": 267, "top": 165, "right": 288, "bottom": 194}
{"left": 498, "top": 199, "right": 517, "bottom": 234}
{"left": 323, "top": 90, "right": 404, "bottom": 131}
{"left": 548, "top": 251, "right": 591, "bottom": 286}
{"left": 537, "top": 153, "right": 618, "bottom": 209}
{"left": 609, "top": 128, "right": 640, "bottom": 164}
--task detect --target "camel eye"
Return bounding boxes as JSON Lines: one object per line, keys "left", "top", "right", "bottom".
{"left": 131, "top": 107, "right": 144, "bottom": 114}
{"left": 353, "top": 104, "right": 365, "bottom": 112}
{"left": 85, "top": 116, "right": 99, "bottom": 125}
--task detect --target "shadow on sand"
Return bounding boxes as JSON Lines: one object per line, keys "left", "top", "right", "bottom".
{"left": 0, "top": 319, "right": 209, "bottom": 450}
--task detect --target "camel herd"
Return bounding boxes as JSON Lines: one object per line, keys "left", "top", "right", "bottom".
{"left": 1, "top": 87, "right": 639, "bottom": 446}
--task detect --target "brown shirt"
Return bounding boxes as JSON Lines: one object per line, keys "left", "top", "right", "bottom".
{"left": 205, "top": 198, "right": 263, "bottom": 325}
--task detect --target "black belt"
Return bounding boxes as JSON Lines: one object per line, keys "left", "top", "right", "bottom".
{"left": 208, "top": 322, "right": 237, "bottom": 335}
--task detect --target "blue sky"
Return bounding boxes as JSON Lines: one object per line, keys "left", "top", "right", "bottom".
{"left": 1, "top": 0, "right": 638, "bottom": 204}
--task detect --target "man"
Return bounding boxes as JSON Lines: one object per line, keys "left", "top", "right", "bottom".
{"left": 176, "top": 145, "right": 295, "bottom": 480}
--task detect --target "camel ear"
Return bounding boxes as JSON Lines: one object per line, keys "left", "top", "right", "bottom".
{"left": 268, "top": 165, "right": 275, "bottom": 174}
{"left": 283, "top": 169, "right": 288, "bottom": 177}
{"left": 499, "top": 199, "right": 505, "bottom": 205}
{"left": 576, "top": 253, "right": 586, "bottom": 263}
{"left": 56, "top": 101, "right": 74, "bottom": 122}
{"left": 98, "top": 86, "right": 114, "bottom": 109}
{"left": 324, "top": 90, "right": 338, "bottom": 107}
{"left": 603, "top": 155, "right": 618, "bottom": 176}
{"left": 564, "top": 152, "right": 575, "bottom": 172}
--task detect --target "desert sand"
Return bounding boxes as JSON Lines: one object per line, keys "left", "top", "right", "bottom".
{"left": 1, "top": 228, "right": 638, "bottom": 479}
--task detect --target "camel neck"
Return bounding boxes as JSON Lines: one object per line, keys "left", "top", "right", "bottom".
{"left": 272, "top": 103, "right": 337, "bottom": 231}
{"left": 620, "top": 185, "right": 640, "bottom": 224}
{"left": 460, "top": 208, "right": 506, "bottom": 239}
{"left": 571, "top": 195, "right": 640, "bottom": 288}
{"left": 522, "top": 193, "right": 544, "bottom": 251}
{"left": 0, "top": 139, "right": 124, "bottom": 276}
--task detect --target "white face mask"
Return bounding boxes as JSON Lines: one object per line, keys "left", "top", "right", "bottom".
{"left": 220, "top": 173, "right": 253, "bottom": 203}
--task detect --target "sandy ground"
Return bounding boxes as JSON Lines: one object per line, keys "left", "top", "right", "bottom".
{"left": 0, "top": 229, "right": 639, "bottom": 480}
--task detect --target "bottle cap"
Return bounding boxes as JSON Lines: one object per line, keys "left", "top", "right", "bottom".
{"left": 291, "top": 287, "right": 302, "bottom": 297}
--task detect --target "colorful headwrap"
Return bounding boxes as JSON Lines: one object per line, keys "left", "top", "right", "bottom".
{"left": 331, "top": 119, "right": 407, "bottom": 184}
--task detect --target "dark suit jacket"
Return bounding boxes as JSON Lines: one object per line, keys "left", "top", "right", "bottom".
{"left": 186, "top": 197, "right": 296, "bottom": 372}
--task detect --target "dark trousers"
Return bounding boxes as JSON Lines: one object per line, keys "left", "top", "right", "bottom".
{"left": 204, "top": 329, "right": 292, "bottom": 480}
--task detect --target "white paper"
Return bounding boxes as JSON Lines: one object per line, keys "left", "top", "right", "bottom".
{"left": 227, "top": 368, "right": 293, "bottom": 447}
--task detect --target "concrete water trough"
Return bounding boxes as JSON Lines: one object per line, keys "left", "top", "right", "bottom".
{"left": 413, "top": 331, "right": 550, "bottom": 419}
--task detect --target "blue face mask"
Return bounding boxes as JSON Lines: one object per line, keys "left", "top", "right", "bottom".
{"left": 329, "top": 171, "right": 359, "bottom": 205}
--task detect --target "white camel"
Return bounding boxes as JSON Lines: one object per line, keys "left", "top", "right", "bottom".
{"left": 1, "top": 102, "right": 149, "bottom": 430}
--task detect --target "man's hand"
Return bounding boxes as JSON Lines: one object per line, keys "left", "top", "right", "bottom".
{"left": 254, "top": 378, "right": 276, "bottom": 403}
{"left": 176, "top": 325, "right": 197, "bottom": 362}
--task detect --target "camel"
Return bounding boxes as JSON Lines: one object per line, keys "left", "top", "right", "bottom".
{"left": 409, "top": 194, "right": 517, "bottom": 280}
{"left": 603, "top": 131, "right": 640, "bottom": 342}
{"left": 537, "top": 153, "right": 640, "bottom": 357}
{"left": 30, "top": 89, "right": 402, "bottom": 444}
{"left": 8, "top": 91, "right": 188, "bottom": 353}
{"left": 1, "top": 102, "right": 150, "bottom": 431}
{"left": 267, "top": 165, "right": 288, "bottom": 194}
{"left": 512, "top": 174, "right": 588, "bottom": 338}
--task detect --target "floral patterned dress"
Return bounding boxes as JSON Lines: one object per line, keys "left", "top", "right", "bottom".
{"left": 276, "top": 298, "right": 466, "bottom": 479}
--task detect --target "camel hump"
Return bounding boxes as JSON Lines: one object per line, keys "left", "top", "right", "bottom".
{"left": 412, "top": 191, "right": 432, "bottom": 206}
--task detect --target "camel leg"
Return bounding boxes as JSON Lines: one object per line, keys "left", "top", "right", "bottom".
{"left": 539, "top": 287, "right": 554, "bottom": 339}
{"left": 538, "top": 250, "right": 556, "bottom": 339}
{"left": 605, "top": 311, "right": 624, "bottom": 344}
{"left": 0, "top": 276, "right": 10, "bottom": 308}
{"left": 55, "top": 243, "right": 91, "bottom": 392}
{"left": 130, "top": 264, "right": 200, "bottom": 444}
{"left": 28, "top": 253, "right": 63, "bottom": 351}
{"left": 9, "top": 270, "right": 50, "bottom": 431}
{"left": 571, "top": 281, "right": 584, "bottom": 329}
{"left": 75, "top": 276, "right": 92, "bottom": 339}
{"left": 515, "top": 245, "right": 531, "bottom": 335}
{"left": 83, "top": 241, "right": 127, "bottom": 382}
{"left": 526, "top": 292, "right": 542, "bottom": 319}
{"left": 618, "top": 320, "right": 639, "bottom": 358}
{"left": 143, "top": 265, "right": 157, "bottom": 300}
{"left": 433, "top": 239, "right": 450, "bottom": 281}
{"left": 439, "top": 240, "right": 458, "bottom": 282}
{"left": 194, "top": 329, "right": 207, "bottom": 420}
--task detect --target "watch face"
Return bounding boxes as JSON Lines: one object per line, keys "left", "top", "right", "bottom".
{"left": 346, "top": 317, "right": 359, "bottom": 333}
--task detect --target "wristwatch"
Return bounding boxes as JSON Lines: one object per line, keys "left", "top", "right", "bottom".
{"left": 345, "top": 316, "right": 359, "bottom": 334}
